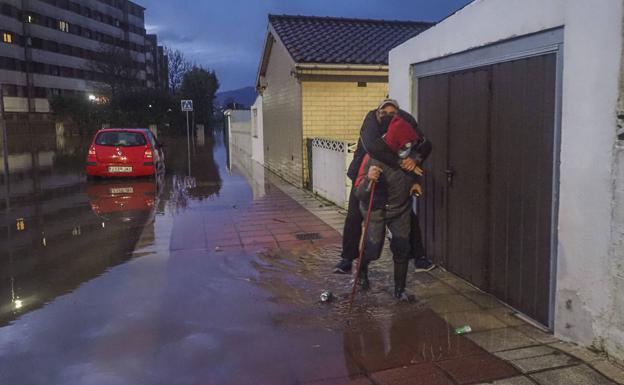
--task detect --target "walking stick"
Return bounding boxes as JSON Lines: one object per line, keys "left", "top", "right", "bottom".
{"left": 348, "top": 180, "right": 376, "bottom": 309}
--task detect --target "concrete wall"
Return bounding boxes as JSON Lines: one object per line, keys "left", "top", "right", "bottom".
{"left": 609, "top": 13, "right": 624, "bottom": 358}
{"left": 251, "top": 95, "right": 264, "bottom": 165}
{"left": 261, "top": 37, "right": 303, "bottom": 187}
{"left": 301, "top": 79, "right": 387, "bottom": 186}
{"left": 390, "top": 0, "right": 624, "bottom": 359}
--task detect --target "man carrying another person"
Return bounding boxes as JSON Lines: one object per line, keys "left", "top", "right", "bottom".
{"left": 334, "top": 99, "right": 433, "bottom": 276}
{"left": 354, "top": 114, "right": 423, "bottom": 300}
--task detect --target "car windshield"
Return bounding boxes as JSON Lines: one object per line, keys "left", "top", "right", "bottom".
{"left": 95, "top": 131, "right": 146, "bottom": 147}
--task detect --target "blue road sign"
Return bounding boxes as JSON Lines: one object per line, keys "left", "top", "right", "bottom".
{"left": 181, "top": 100, "right": 193, "bottom": 112}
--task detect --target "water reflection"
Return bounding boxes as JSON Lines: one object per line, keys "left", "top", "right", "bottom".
{"left": 87, "top": 178, "right": 161, "bottom": 226}
{"left": 161, "top": 137, "right": 223, "bottom": 212}
{"left": 0, "top": 127, "right": 224, "bottom": 326}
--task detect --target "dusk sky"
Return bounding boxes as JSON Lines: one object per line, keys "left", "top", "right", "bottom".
{"left": 141, "top": 0, "right": 473, "bottom": 92}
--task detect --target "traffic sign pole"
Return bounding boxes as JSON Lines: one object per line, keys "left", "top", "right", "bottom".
{"left": 181, "top": 100, "right": 193, "bottom": 176}
{"left": 186, "top": 110, "right": 191, "bottom": 175}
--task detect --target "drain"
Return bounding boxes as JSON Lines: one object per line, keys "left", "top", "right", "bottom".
{"left": 296, "top": 232, "right": 321, "bottom": 240}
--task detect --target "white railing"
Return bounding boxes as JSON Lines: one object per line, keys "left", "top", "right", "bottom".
{"left": 311, "top": 138, "right": 357, "bottom": 208}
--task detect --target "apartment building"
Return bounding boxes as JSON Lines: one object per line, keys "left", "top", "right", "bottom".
{"left": 145, "top": 33, "right": 167, "bottom": 91}
{"left": 0, "top": 0, "right": 166, "bottom": 116}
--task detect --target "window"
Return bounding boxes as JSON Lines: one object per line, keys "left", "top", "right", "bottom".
{"left": 95, "top": 132, "right": 147, "bottom": 147}
{"left": 3, "top": 32, "right": 13, "bottom": 44}
{"left": 2, "top": 85, "right": 17, "bottom": 97}
{"left": 58, "top": 20, "right": 69, "bottom": 32}
{"left": 34, "top": 87, "right": 46, "bottom": 98}
{"left": 49, "top": 65, "right": 60, "bottom": 76}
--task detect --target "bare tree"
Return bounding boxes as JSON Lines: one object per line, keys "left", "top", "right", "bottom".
{"left": 88, "top": 44, "right": 141, "bottom": 96}
{"left": 165, "top": 47, "right": 191, "bottom": 94}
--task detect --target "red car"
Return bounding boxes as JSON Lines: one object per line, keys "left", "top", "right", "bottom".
{"left": 86, "top": 128, "right": 165, "bottom": 178}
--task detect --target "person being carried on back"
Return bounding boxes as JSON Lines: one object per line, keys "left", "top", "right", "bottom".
{"left": 354, "top": 115, "right": 423, "bottom": 301}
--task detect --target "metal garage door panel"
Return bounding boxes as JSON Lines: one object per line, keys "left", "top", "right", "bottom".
{"left": 418, "top": 74, "right": 450, "bottom": 267}
{"left": 489, "top": 54, "right": 556, "bottom": 325}
{"left": 447, "top": 68, "right": 491, "bottom": 289}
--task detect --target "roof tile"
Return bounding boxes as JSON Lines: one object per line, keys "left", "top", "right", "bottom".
{"left": 269, "top": 14, "right": 433, "bottom": 65}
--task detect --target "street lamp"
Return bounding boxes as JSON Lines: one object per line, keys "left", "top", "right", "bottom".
{"left": 88, "top": 94, "right": 96, "bottom": 101}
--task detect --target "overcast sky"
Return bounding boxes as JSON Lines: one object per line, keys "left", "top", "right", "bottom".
{"left": 140, "top": 0, "right": 473, "bottom": 92}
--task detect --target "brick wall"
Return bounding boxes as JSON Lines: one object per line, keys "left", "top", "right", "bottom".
{"left": 261, "top": 40, "right": 303, "bottom": 187}
{"left": 301, "top": 79, "right": 388, "bottom": 186}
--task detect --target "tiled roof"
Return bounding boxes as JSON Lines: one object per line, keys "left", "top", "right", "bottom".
{"left": 268, "top": 14, "right": 433, "bottom": 65}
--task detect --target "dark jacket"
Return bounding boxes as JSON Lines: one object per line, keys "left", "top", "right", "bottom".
{"left": 355, "top": 156, "right": 418, "bottom": 216}
{"left": 347, "top": 109, "right": 430, "bottom": 181}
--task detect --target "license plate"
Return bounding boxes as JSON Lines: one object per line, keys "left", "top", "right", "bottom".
{"left": 108, "top": 166, "right": 132, "bottom": 173}
{"left": 110, "top": 187, "right": 134, "bottom": 194}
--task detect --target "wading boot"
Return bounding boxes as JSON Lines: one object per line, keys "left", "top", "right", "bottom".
{"left": 333, "top": 258, "right": 352, "bottom": 274}
{"left": 357, "top": 262, "right": 370, "bottom": 291}
{"left": 394, "top": 262, "right": 414, "bottom": 302}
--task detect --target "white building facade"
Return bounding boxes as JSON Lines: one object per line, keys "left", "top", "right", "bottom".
{"left": 390, "top": 0, "right": 624, "bottom": 360}
{"left": 250, "top": 94, "right": 264, "bottom": 165}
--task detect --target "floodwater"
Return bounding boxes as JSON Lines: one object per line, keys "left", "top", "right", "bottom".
{"left": 0, "top": 127, "right": 517, "bottom": 385}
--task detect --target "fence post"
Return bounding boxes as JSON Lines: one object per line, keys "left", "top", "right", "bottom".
{"left": 306, "top": 138, "right": 313, "bottom": 191}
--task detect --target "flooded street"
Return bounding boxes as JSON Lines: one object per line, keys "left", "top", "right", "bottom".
{"left": 0, "top": 128, "right": 520, "bottom": 385}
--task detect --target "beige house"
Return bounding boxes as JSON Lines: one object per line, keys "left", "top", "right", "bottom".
{"left": 256, "top": 15, "right": 431, "bottom": 188}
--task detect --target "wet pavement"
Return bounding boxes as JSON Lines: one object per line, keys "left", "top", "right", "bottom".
{"left": 0, "top": 128, "right": 622, "bottom": 385}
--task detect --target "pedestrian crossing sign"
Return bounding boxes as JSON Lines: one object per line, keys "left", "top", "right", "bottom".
{"left": 181, "top": 100, "right": 193, "bottom": 111}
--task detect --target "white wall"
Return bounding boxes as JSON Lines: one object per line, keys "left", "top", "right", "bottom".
{"left": 226, "top": 109, "right": 252, "bottom": 158}
{"left": 251, "top": 95, "right": 264, "bottom": 165}
{"left": 390, "top": 0, "right": 624, "bottom": 359}
{"left": 226, "top": 107, "right": 266, "bottom": 198}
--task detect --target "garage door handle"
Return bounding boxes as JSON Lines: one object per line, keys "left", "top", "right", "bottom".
{"left": 445, "top": 169, "right": 455, "bottom": 187}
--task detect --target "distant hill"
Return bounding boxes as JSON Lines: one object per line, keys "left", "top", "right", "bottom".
{"left": 215, "top": 86, "right": 256, "bottom": 109}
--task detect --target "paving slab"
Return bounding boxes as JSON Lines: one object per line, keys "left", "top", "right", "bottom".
{"left": 302, "top": 377, "right": 373, "bottom": 385}
{"left": 531, "top": 364, "right": 617, "bottom": 385}
{"left": 436, "top": 354, "right": 519, "bottom": 384}
{"left": 496, "top": 346, "right": 557, "bottom": 361}
{"left": 370, "top": 364, "right": 454, "bottom": 385}
{"left": 427, "top": 294, "right": 481, "bottom": 314}
{"left": 441, "top": 276, "right": 480, "bottom": 293}
{"left": 463, "top": 292, "right": 504, "bottom": 309}
{"left": 514, "top": 325, "right": 559, "bottom": 344}
{"left": 467, "top": 328, "right": 539, "bottom": 353}
{"left": 485, "top": 308, "right": 528, "bottom": 327}
{"left": 442, "top": 310, "right": 507, "bottom": 332}
{"left": 549, "top": 341, "right": 607, "bottom": 363}
{"left": 412, "top": 280, "right": 459, "bottom": 299}
{"left": 510, "top": 352, "right": 579, "bottom": 373}
{"left": 474, "top": 376, "right": 535, "bottom": 385}
{"left": 592, "top": 360, "right": 624, "bottom": 384}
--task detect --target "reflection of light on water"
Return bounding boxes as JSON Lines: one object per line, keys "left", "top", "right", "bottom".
{"left": 14, "top": 299, "right": 23, "bottom": 309}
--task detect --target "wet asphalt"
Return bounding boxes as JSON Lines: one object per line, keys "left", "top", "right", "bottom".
{"left": 0, "top": 129, "right": 518, "bottom": 385}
